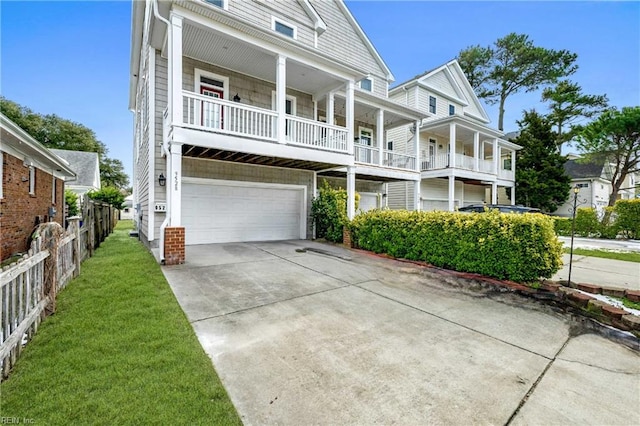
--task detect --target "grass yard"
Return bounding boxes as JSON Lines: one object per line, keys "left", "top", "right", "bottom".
{"left": 0, "top": 221, "right": 241, "bottom": 425}
{"left": 564, "top": 247, "right": 640, "bottom": 263}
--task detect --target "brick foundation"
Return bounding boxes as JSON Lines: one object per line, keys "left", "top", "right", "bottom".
{"left": 343, "top": 227, "right": 352, "bottom": 248}
{"left": 164, "top": 227, "right": 185, "bottom": 265}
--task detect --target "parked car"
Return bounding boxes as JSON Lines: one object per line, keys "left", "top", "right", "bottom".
{"left": 458, "top": 204, "right": 542, "bottom": 214}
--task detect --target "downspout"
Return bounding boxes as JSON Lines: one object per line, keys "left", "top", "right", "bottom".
{"left": 152, "top": 0, "right": 171, "bottom": 263}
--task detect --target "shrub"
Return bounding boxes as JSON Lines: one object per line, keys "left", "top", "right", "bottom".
{"left": 87, "top": 186, "right": 125, "bottom": 210}
{"left": 574, "top": 207, "right": 600, "bottom": 237}
{"left": 599, "top": 206, "right": 619, "bottom": 239}
{"left": 65, "top": 190, "right": 79, "bottom": 217}
{"left": 351, "top": 210, "right": 563, "bottom": 282}
{"left": 553, "top": 217, "right": 572, "bottom": 236}
{"left": 311, "top": 181, "right": 359, "bottom": 243}
{"left": 615, "top": 199, "right": 640, "bottom": 238}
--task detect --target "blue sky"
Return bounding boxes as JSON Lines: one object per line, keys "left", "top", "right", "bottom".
{"left": 2, "top": 1, "right": 639, "bottom": 182}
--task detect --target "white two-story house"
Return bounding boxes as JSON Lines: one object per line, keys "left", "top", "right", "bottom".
{"left": 129, "top": 0, "right": 425, "bottom": 264}
{"left": 386, "top": 60, "right": 521, "bottom": 211}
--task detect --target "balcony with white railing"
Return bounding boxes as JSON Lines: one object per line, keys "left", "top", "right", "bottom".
{"left": 499, "top": 169, "right": 515, "bottom": 180}
{"left": 455, "top": 153, "right": 475, "bottom": 171}
{"left": 354, "top": 145, "right": 380, "bottom": 165}
{"left": 180, "top": 91, "right": 349, "bottom": 154}
{"left": 383, "top": 150, "right": 416, "bottom": 171}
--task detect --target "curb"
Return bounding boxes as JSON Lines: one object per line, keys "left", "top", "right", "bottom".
{"left": 352, "top": 248, "right": 640, "bottom": 338}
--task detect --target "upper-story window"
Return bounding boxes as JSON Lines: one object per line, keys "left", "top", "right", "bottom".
{"left": 387, "top": 141, "right": 393, "bottom": 151}
{"left": 359, "top": 77, "right": 373, "bottom": 92}
{"left": 203, "top": 0, "right": 226, "bottom": 9}
{"left": 449, "top": 105, "right": 455, "bottom": 116}
{"left": 429, "top": 96, "right": 436, "bottom": 114}
{"left": 272, "top": 17, "right": 297, "bottom": 39}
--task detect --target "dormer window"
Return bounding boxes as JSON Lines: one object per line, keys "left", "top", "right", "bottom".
{"left": 449, "top": 104, "right": 455, "bottom": 116}
{"left": 429, "top": 96, "right": 436, "bottom": 114}
{"left": 272, "top": 17, "right": 296, "bottom": 39}
{"left": 359, "top": 77, "right": 373, "bottom": 92}
{"left": 203, "top": 0, "right": 226, "bottom": 9}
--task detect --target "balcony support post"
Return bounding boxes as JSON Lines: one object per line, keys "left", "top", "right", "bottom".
{"left": 491, "top": 182, "right": 498, "bottom": 204}
{"left": 414, "top": 181, "right": 421, "bottom": 212}
{"left": 511, "top": 150, "right": 516, "bottom": 179}
{"left": 415, "top": 120, "right": 421, "bottom": 172}
{"left": 473, "top": 131, "right": 480, "bottom": 171}
{"left": 448, "top": 176, "right": 455, "bottom": 211}
{"left": 346, "top": 165, "right": 355, "bottom": 220}
{"left": 449, "top": 123, "right": 456, "bottom": 168}
{"left": 493, "top": 138, "right": 499, "bottom": 174}
{"left": 276, "top": 54, "right": 287, "bottom": 144}
{"left": 326, "top": 92, "right": 335, "bottom": 125}
{"left": 169, "top": 13, "right": 183, "bottom": 127}
{"left": 376, "top": 109, "right": 384, "bottom": 166}
{"left": 169, "top": 142, "right": 183, "bottom": 226}
{"left": 345, "top": 81, "right": 355, "bottom": 156}
{"left": 510, "top": 186, "right": 516, "bottom": 206}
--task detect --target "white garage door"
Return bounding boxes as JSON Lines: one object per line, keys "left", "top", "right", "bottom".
{"left": 182, "top": 178, "right": 306, "bottom": 245}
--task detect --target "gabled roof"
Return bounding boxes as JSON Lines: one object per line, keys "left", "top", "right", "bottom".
{"left": 50, "top": 149, "right": 101, "bottom": 189}
{"left": 389, "top": 59, "right": 491, "bottom": 124}
{"left": 564, "top": 159, "right": 606, "bottom": 180}
{"left": 0, "top": 113, "right": 75, "bottom": 179}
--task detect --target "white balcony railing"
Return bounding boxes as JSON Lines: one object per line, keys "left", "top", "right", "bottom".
{"left": 181, "top": 91, "right": 350, "bottom": 154}
{"left": 479, "top": 158, "right": 494, "bottom": 173}
{"left": 285, "top": 115, "right": 349, "bottom": 153}
{"left": 455, "top": 154, "right": 475, "bottom": 170}
{"left": 499, "top": 169, "right": 515, "bottom": 180}
{"left": 421, "top": 153, "right": 449, "bottom": 171}
{"left": 384, "top": 150, "right": 416, "bottom": 171}
{"left": 183, "top": 92, "right": 277, "bottom": 140}
{"left": 354, "top": 145, "right": 380, "bottom": 165}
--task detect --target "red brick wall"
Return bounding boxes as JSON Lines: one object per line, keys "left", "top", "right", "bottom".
{"left": 1, "top": 152, "right": 65, "bottom": 261}
{"left": 164, "top": 226, "right": 185, "bottom": 265}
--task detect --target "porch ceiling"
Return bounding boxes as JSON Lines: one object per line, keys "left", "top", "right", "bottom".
{"left": 317, "top": 170, "right": 411, "bottom": 183}
{"left": 183, "top": 23, "right": 343, "bottom": 95}
{"left": 322, "top": 96, "right": 417, "bottom": 129}
{"left": 182, "top": 145, "right": 337, "bottom": 171}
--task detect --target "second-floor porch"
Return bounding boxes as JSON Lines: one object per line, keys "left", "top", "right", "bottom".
{"left": 417, "top": 116, "right": 520, "bottom": 182}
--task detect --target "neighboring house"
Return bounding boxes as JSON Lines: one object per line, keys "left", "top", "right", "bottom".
{"left": 120, "top": 194, "right": 134, "bottom": 220}
{"left": 129, "top": 0, "right": 426, "bottom": 263}
{"left": 386, "top": 60, "right": 521, "bottom": 211}
{"left": 0, "top": 113, "right": 76, "bottom": 262}
{"left": 555, "top": 156, "right": 638, "bottom": 217}
{"left": 50, "top": 149, "right": 101, "bottom": 198}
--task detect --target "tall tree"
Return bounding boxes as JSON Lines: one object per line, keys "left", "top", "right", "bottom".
{"left": 0, "top": 97, "right": 129, "bottom": 189}
{"left": 458, "top": 33, "right": 578, "bottom": 131}
{"left": 541, "top": 80, "right": 609, "bottom": 147}
{"left": 577, "top": 106, "right": 640, "bottom": 207}
{"left": 511, "top": 110, "right": 571, "bottom": 212}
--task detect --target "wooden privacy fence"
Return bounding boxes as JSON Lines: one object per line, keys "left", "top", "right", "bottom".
{"left": 0, "top": 199, "right": 117, "bottom": 380}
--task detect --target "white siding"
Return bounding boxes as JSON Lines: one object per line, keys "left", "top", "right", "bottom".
{"left": 387, "top": 181, "right": 415, "bottom": 210}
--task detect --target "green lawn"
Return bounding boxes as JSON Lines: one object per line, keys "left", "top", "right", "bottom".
{"left": 564, "top": 247, "right": 640, "bottom": 263}
{"left": 0, "top": 221, "right": 241, "bottom": 425}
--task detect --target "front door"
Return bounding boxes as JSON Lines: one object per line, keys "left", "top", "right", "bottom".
{"left": 201, "top": 86, "right": 224, "bottom": 129}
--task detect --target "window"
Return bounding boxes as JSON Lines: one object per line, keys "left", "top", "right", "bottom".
{"left": 272, "top": 17, "right": 296, "bottom": 39}
{"left": 387, "top": 141, "right": 393, "bottom": 151}
{"left": 271, "top": 92, "right": 297, "bottom": 115}
{"left": 29, "top": 166, "right": 35, "bottom": 195}
{"left": 429, "top": 96, "right": 436, "bottom": 114}
{"left": 358, "top": 127, "right": 373, "bottom": 146}
{"left": 576, "top": 183, "right": 589, "bottom": 188}
{"left": 503, "top": 158, "right": 512, "bottom": 170}
{"left": 203, "top": 0, "right": 226, "bottom": 9}
{"left": 359, "top": 77, "right": 373, "bottom": 92}
{"left": 449, "top": 104, "right": 455, "bottom": 116}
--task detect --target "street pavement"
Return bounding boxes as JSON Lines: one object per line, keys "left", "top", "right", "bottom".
{"left": 555, "top": 237, "right": 639, "bottom": 290}
{"left": 161, "top": 240, "right": 640, "bottom": 425}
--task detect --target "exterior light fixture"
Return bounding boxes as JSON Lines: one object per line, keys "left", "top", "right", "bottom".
{"left": 233, "top": 93, "right": 241, "bottom": 102}
{"left": 158, "top": 173, "right": 166, "bottom": 187}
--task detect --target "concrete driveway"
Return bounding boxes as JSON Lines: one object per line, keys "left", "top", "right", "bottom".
{"left": 162, "top": 241, "right": 639, "bottom": 425}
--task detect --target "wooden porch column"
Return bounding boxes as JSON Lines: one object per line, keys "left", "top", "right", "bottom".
{"left": 345, "top": 81, "right": 355, "bottom": 156}
{"left": 414, "top": 180, "right": 421, "bottom": 211}
{"left": 169, "top": 142, "right": 183, "bottom": 226}
{"left": 510, "top": 186, "right": 516, "bottom": 205}
{"left": 326, "top": 92, "right": 335, "bottom": 125}
{"left": 376, "top": 109, "right": 384, "bottom": 166}
{"left": 448, "top": 176, "right": 455, "bottom": 211}
{"left": 449, "top": 123, "right": 456, "bottom": 168}
{"left": 491, "top": 182, "right": 498, "bottom": 204}
{"left": 346, "top": 165, "right": 356, "bottom": 220}
{"left": 473, "top": 131, "right": 480, "bottom": 171}
{"left": 511, "top": 150, "right": 516, "bottom": 178}
{"left": 493, "top": 138, "right": 499, "bottom": 174}
{"left": 169, "top": 14, "right": 183, "bottom": 127}
{"left": 276, "top": 54, "right": 287, "bottom": 144}
{"left": 415, "top": 120, "right": 421, "bottom": 172}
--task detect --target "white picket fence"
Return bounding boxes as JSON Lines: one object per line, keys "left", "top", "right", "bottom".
{"left": 0, "top": 219, "right": 81, "bottom": 379}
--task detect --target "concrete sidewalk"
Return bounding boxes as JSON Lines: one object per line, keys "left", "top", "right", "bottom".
{"left": 161, "top": 240, "right": 639, "bottom": 425}
{"left": 553, "top": 254, "right": 639, "bottom": 291}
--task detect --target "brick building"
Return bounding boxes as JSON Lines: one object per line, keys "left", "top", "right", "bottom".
{"left": 1, "top": 113, "right": 76, "bottom": 262}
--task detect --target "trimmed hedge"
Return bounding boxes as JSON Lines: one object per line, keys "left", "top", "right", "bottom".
{"left": 351, "top": 210, "right": 563, "bottom": 282}
{"left": 615, "top": 199, "right": 640, "bottom": 239}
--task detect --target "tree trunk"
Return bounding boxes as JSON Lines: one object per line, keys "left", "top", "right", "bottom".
{"left": 498, "top": 96, "right": 506, "bottom": 131}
